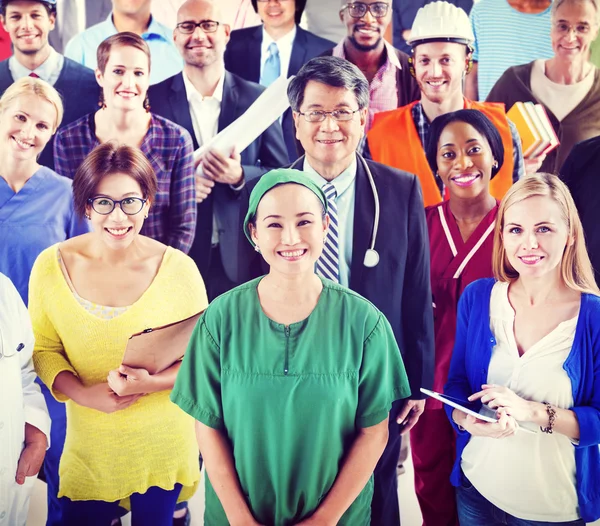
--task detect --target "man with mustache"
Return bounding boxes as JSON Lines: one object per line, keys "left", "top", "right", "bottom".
{"left": 368, "top": 1, "right": 524, "bottom": 207}
{"left": 322, "top": 0, "right": 419, "bottom": 146}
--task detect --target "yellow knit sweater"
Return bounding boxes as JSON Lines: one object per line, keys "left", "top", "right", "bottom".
{"left": 30, "top": 245, "right": 208, "bottom": 502}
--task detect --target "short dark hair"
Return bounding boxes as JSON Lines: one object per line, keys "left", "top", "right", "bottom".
{"left": 97, "top": 32, "right": 151, "bottom": 75}
{"left": 73, "top": 142, "right": 158, "bottom": 218}
{"left": 1, "top": 0, "right": 56, "bottom": 18}
{"left": 251, "top": 0, "right": 306, "bottom": 24}
{"left": 288, "top": 56, "right": 369, "bottom": 111}
{"left": 425, "top": 109, "right": 505, "bottom": 179}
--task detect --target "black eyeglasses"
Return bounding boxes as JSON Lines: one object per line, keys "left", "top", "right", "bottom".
{"left": 341, "top": 2, "right": 390, "bottom": 18}
{"left": 87, "top": 196, "right": 147, "bottom": 216}
{"left": 297, "top": 108, "right": 361, "bottom": 122}
{"left": 176, "top": 20, "right": 221, "bottom": 34}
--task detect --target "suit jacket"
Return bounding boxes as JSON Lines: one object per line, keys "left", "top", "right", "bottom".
{"left": 245, "top": 155, "right": 435, "bottom": 399}
{"left": 224, "top": 25, "right": 335, "bottom": 162}
{"left": 321, "top": 45, "right": 420, "bottom": 109}
{"left": 0, "top": 57, "right": 99, "bottom": 170}
{"left": 148, "top": 71, "right": 289, "bottom": 284}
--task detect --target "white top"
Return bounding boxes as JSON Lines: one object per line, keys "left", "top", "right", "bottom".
{"left": 0, "top": 273, "right": 50, "bottom": 526}
{"left": 461, "top": 281, "right": 579, "bottom": 522}
{"left": 182, "top": 71, "right": 226, "bottom": 246}
{"left": 530, "top": 59, "right": 595, "bottom": 121}
{"left": 261, "top": 25, "right": 297, "bottom": 80}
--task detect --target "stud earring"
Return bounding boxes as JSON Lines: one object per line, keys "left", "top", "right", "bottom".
{"left": 493, "top": 160, "right": 499, "bottom": 169}
{"left": 85, "top": 214, "right": 91, "bottom": 220}
{"left": 254, "top": 245, "right": 261, "bottom": 253}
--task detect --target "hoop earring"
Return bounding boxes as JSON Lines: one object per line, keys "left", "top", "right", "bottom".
{"left": 143, "top": 93, "right": 151, "bottom": 113}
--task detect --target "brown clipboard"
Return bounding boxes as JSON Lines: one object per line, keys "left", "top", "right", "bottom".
{"left": 122, "top": 311, "right": 204, "bottom": 374}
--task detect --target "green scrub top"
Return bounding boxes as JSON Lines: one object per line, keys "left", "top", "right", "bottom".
{"left": 171, "top": 277, "right": 410, "bottom": 526}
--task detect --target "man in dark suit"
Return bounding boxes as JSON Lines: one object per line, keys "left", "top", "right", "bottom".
{"left": 224, "top": 0, "right": 334, "bottom": 162}
{"left": 149, "top": 0, "right": 288, "bottom": 300}
{"left": 321, "top": 0, "right": 419, "bottom": 144}
{"left": 248, "top": 56, "right": 434, "bottom": 526}
{"left": 0, "top": 0, "right": 99, "bottom": 170}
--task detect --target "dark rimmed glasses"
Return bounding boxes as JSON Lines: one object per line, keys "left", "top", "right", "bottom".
{"left": 176, "top": 20, "right": 221, "bottom": 34}
{"left": 341, "top": 2, "right": 390, "bottom": 18}
{"left": 297, "top": 108, "right": 361, "bottom": 122}
{"left": 87, "top": 197, "right": 147, "bottom": 216}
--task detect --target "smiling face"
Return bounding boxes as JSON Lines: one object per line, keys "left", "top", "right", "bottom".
{"left": 293, "top": 80, "right": 366, "bottom": 178}
{"left": 257, "top": 0, "right": 296, "bottom": 34}
{"left": 436, "top": 121, "right": 495, "bottom": 200}
{"left": 250, "top": 183, "right": 328, "bottom": 276}
{"left": 1, "top": 0, "right": 55, "bottom": 57}
{"left": 0, "top": 92, "right": 56, "bottom": 161}
{"left": 86, "top": 172, "right": 150, "bottom": 249}
{"left": 551, "top": 0, "right": 598, "bottom": 64}
{"left": 112, "top": 0, "right": 151, "bottom": 16}
{"left": 502, "top": 195, "right": 572, "bottom": 280}
{"left": 413, "top": 41, "right": 469, "bottom": 103}
{"left": 96, "top": 44, "right": 150, "bottom": 111}
{"left": 340, "top": 0, "right": 391, "bottom": 52}
{"left": 174, "top": 0, "right": 230, "bottom": 68}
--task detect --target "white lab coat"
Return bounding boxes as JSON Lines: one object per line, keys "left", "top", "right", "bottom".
{"left": 0, "top": 273, "right": 50, "bottom": 526}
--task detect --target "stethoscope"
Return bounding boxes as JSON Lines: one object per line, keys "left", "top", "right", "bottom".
{"left": 289, "top": 152, "right": 380, "bottom": 268}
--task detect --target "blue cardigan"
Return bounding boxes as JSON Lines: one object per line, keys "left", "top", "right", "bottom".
{"left": 444, "top": 278, "right": 600, "bottom": 522}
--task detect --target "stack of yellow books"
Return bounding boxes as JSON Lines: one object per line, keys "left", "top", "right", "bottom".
{"left": 507, "top": 101, "right": 560, "bottom": 159}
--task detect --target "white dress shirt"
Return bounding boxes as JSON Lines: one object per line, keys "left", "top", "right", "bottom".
{"left": 462, "top": 281, "right": 579, "bottom": 522}
{"left": 260, "top": 25, "right": 297, "bottom": 80}
{"left": 182, "top": 71, "right": 225, "bottom": 245}
{"left": 8, "top": 46, "right": 64, "bottom": 86}
{"left": 0, "top": 274, "right": 50, "bottom": 526}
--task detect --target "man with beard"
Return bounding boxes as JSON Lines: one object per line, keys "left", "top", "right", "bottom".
{"left": 0, "top": 0, "right": 98, "bottom": 169}
{"left": 322, "top": 0, "right": 419, "bottom": 144}
{"left": 149, "top": 0, "right": 288, "bottom": 301}
{"left": 368, "top": 1, "right": 523, "bottom": 207}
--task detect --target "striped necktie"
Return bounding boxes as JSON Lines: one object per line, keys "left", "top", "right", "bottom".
{"left": 316, "top": 183, "right": 340, "bottom": 283}
{"left": 260, "top": 42, "right": 280, "bottom": 87}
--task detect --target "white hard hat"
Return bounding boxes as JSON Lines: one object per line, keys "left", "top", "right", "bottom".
{"left": 407, "top": 1, "right": 475, "bottom": 48}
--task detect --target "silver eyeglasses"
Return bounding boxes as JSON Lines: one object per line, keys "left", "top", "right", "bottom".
{"left": 297, "top": 109, "right": 361, "bottom": 122}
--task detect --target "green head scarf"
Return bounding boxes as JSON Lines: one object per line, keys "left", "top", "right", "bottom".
{"left": 243, "top": 168, "right": 328, "bottom": 246}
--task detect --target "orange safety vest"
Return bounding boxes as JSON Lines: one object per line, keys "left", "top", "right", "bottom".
{"left": 367, "top": 99, "right": 514, "bottom": 207}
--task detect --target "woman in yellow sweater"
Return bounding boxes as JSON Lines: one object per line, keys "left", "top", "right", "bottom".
{"left": 29, "top": 142, "right": 208, "bottom": 526}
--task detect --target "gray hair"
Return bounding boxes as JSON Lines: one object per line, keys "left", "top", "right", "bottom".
{"left": 287, "top": 56, "right": 370, "bottom": 112}
{"left": 551, "top": 0, "right": 600, "bottom": 25}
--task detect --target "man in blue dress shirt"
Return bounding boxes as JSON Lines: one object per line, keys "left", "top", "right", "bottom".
{"left": 64, "top": 0, "right": 183, "bottom": 85}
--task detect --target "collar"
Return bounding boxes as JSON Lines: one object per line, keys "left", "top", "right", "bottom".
{"left": 9, "top": 46, "right": 61, "bottom": 80}
{"left": 261, "top": 24, "right": 297, "bottom": 53}
{"left": 301, "top": 155, "right": 357, "bottom": 198}
{"left": 182, "top": 69, "right": 225, "bottom": 103}
{"left": 332, "top": 38, "right": 402, "bottom": 70}
{"left": 106, "top": 12, "right": 169, "bottom": 40}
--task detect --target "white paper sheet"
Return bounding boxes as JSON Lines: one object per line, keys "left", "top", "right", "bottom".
{"left": 193, "top": 75, "right": 293, "bottom": 176}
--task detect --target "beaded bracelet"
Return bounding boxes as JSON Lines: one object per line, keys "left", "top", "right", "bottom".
{"left": 540, "top": 402, "right": 556, "bottom": 434}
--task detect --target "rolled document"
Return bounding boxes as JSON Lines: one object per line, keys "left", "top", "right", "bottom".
{"left": 193, "top": 75, "right": 293, "bottom": 175}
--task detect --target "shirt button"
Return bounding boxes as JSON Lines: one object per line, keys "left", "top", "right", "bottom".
{"left": 0, "top": 511, "right": 5, "bottom": 519}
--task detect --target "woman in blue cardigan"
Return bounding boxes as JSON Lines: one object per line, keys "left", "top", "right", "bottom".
{"left": 444, "top": 173, "right": 600, "bottom": 525}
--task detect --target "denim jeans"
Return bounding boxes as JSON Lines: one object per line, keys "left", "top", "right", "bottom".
{"left": 456, "top": 474, "right": 585, "bottom": 526}
{"left": 60, "top": 484, "right": 183, "bottom": 526}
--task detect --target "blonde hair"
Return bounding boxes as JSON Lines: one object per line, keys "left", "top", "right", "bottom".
{"left": 0, "top": 77, "right": 64, "bottom": 132}
{"left": 492, "top": 173, "right": 599, "bottom": 295}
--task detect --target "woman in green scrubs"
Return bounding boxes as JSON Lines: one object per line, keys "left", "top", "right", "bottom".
{"left": 171, "top": 169, "right": 410, "bottom": 526}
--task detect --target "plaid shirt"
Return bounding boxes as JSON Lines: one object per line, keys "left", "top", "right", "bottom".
{"left": 411, "top": 102, "right": 524, "bottom": 195}
{"left": 333, "top": 39, "right": 401, "bottom": 153}
{"left": 54, "top": 113, "right": 196, "bottom": 253}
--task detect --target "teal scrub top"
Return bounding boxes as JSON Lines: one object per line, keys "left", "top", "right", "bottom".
{"left": 171, "top": 277, "right": 410, "bottom": 525}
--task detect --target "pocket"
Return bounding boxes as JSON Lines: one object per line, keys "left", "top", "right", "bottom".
{"left": 460, "top": 473, "right": 474, "bottom": 490}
